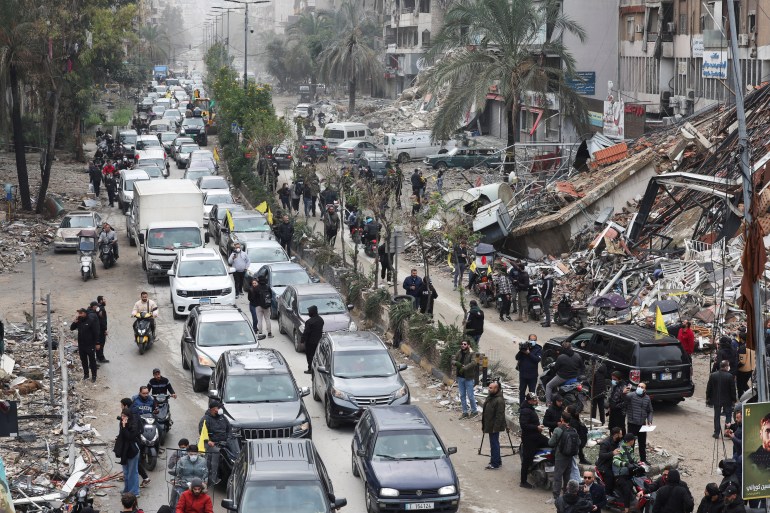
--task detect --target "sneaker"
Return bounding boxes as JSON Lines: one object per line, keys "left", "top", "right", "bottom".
{"left": 459, "top": 413, "right": 469, "bottom": 420}
{"left": 712, "top": 433, "right": 720, "bottom": 439}
{"left": 268, "top": 333, "right": 274, "bottom": 338}
{"left": 98, "top": 358, "right": 110, "bottom": 363}
{"left": 506, "top": 316, "right": 513, "bottom": 321}
{"left": 141, "top": 478, "right": 151, "bottom": 487}
{"left": 469, "top": 411, "right": 479, "bottom": 419}
{"left": 485, "top": 464, "right": 501, "bottom": 470}
{"left": 499, "top": 317, "right": 506, "bottom": 322}
{"left": 520, "top": 482, "right": 534, "bottom": 489}
{"left": 91, "top": 376, "right": 97, "bottom": 383}
{"left": 83, "top": 376, "right": 90, "bottom": 381}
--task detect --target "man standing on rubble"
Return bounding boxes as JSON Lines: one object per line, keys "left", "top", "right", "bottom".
{"left": 540, "top": 269, "right": 554, "bottom": 327}
{"left": 515, "top": 264, "right": 530, "bottom": 322}
{"left": 70, "top": 307, "right": 100, "bottom": 382}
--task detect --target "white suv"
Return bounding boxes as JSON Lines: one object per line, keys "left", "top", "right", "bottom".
{"left": 168, "top": 248, "right": 236, "bottom": 319}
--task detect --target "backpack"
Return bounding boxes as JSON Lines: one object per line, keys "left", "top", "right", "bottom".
{"left": 559, "top": 426, "right": 581, "bottom": 457}
{"left": 294, "top": 181, "right": 304, "bottom": 196}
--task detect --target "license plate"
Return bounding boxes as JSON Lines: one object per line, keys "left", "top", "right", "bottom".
{"left": 406, "top": 503, "right": 434, "bottom": 510}
{"left": 199, "top": 298, "right": 211, "bottom": 305}
{"left": 660, "top": 372, "right": 672, "bottom": 380}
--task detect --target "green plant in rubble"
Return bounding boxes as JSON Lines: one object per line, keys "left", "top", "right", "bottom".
{"left": 363, "top": 287, "right": 391, "bottom": 321}
{"left": 341, "top": 270, "right": 372, "bottom": 306}
{"left": 389, "top": 300, "right": 415, "bottom": 334}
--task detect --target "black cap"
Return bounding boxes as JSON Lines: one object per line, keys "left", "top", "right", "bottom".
{"left": 152, "top": 368, "right": 161, "bottom": 374}
{"left": 89, "top": 301, "right": 99, "bottom": 307}
{"left": 208, "top": 400, "right": 222, "bottom": 409}
{"left": 623, "top": 433, "right": 637, "bottom": 443}
{"left": 186, "top": 445, "right": 199, "bottom": 453}
{"left": 77, "top": 308, "right": 88, "bottom": 313}
{"left": 723, "top": 484, "right": 739, "bottom": 496}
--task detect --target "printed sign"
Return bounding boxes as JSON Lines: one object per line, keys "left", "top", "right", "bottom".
{"left": 567, "top": 72, "right": 597, "bottom": 95}
{"left": 742, "top": 402, "right": 770, "bottom": 500}
{"left": 692, "top": 35, "right": 704, "bottom": 57}
{"left": 603, "top": 99, "right": 625, "bottom": 139}
{"left": 703, "top": 51, "right": 727, "bottom": 79}
{"left": 588, "top": 111, "right": 603, "bottom": 128}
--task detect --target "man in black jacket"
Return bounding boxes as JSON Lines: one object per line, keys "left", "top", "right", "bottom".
{"left": 608, "top": 371, "right": 629, "bottom": 434}
{"left": 595, "top": 428, "right": 623, "bottom": 495}
{"left": 465, "top": 300, "right": 485, "bottom": 347}
{"left": 714, "top": 336, "right": 738, "bottom": 377}
{"left": 378, "top": 243, "right": 394, "bottom": 283}
{"left": 95, "top": 296, "right": 109, "bottom": 363}
{"left": 695, "top": 483, "right": 723, "bottom": 513}
{"left": 301, "top": 305, "right": 324, "bottom": 374}
{"left": 403, "top": 269, "right": 423, "bottom": 310}
{"left": 515, "top": 334, "right": 542, "bottom": 405}
{"left": 540, "top": 270, "right": 554, "bottom": 327}
{"left": 70, "top": 308, "right": 100, "bottom": 382}
{"left": 651, "top": 469, "right": 694, "bottom": 513}
{"left": 543, "top": 395, "right": 564, "bottom": 434}
{"left": 589, "top": 355, "right": 608, "bottom": 425}
{"left": 410, "top": 169, "right": 422, "bottom": 199}
{"left": 545, "top": 340, "right": 584, "bottom": 404}
{"left": 706, "top": 360, "right": 737, "bottom": 438}
{"left": 519, "top": 392, "right": 550, "bottom": 488}
{"left": 275, "top": 215, "right": 295, "bottom": 257}
{"left": 199, "top": 400, "right": 233, "bottom": 486}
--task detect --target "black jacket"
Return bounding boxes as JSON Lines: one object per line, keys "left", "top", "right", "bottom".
{"left": 302, "top": 313, "right": 324, "bottom": 349}
{"left": 651, "top": 471, "right": 693, "bottom": 513}
{"left": 453, "top": 245, "right": 468, "bottom": 266}
{"left": 696, "top": 496, "right": 723, "bottom": 513}
{"left": 519, "top": 402, "right": 543, "bottom": 443}
{"left": 596, "top": 435, "right": 618, "bottom": 468}
{"left": 609, "top": 381, "right": 627, "bottom": 413}
{"left": 589, "top": 361, "right": 608, "bottom": 396}
{"left": 515, "top": 342, "right": 542, "bottom": 379}
{"left": 555, "top": 492, "right": 593, "bottom": 513}
{"left": 114, "top": 415, "right": 140, "bottom": 465}
{"left": 198, "top": 410, "right": 231, "bottom": 443}
{"left": 148, "top": 376, "right": 175, "bottom": 395}
{"left": 543, "top": 404, "right": 562, "bottom": 433}
{"left": 465, "top": 306, "right": 484, "bottom": 336}
{"left": 378, "top": 244, "right": 394, "bottom": 266}
{"left": 541, "top": 276, "right": 554, "bottom": 301}
{"left": 554, "top": 347, "right": 584, "bottom": 379}
{"left": 715, "top": 337, "right": 739, "bottom": 376}
{"left": 706, "top": 369, "right": 737, "bottom": 407}
{"left": 70, "top": 315, "right": 100, "bottom": 350}
{"left": 403, "top": 275, "right": 423, "bottom": 299}
{"left": 251, "top": 283, "right": 273, "bottom": 309}
{"left": 720, "top": 500, "right": 746, "bottom": 513}
{"left": 410, "top": 171, "right": 422, "bottom": 190}
{"left": 275, "top": 221, "right": 294, "bottom": 244}
{"left": 97, "top": 303, "right": 108, "bottom": 332}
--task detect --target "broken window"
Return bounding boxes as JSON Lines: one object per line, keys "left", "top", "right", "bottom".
{"left": 748, "top": 12, "right": 756, "bottom": 33}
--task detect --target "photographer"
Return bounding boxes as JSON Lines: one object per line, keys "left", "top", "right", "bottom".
{"left": 514, "top": 334, "right": 542, "bottom": 405}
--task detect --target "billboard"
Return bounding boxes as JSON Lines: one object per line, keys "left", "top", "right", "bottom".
{"left": 603, "top": 98, "right": 624, "bottom": 139}
{"left": 743, "top": 402, "right": 770, "bottom": 500}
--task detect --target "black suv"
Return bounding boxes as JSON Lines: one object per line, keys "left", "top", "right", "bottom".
{"left": 222, "top": 439, "right": 347, "bottom": 513}
{"left": 209, "top": 348, "right": 312, "bottom": 440}
{"left": 544, "top": 325, "right": 694, "bottom": 402}
{"left": 300, "top": 136, "right": 329, "bottom": 161}
{"left": 311, "top": 331, "right": 409, "bottom": 428}
{"left": 358, "top": 151, "right": 394, "bottom": 182}
{"left": 352, "top": 406, "right": 460, "bottom": 513}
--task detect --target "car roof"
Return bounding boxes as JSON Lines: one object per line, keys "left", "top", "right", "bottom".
{"left": 569, "top": 325, "right": 680, "bottom": 346}
{"left": 326, "top": 330, "right": 385, "bottom": 351}
{"left": 121, "top": 169, "right": 150, "bottom": 179}
{"left": 230, "top": 210, "right": 266, "bottom": 220}
{"left": 245, "top": 439, "right": 318, "bottom": 478}
{"left": 223, "top": 348, "right": 289, "bottom": 375}
{"left": 200, "top": 176, "right": 228, "bottom": 184}
{"left": 361, "top": 151, "right": 388, "bottom": 161}
{"left": 368, "top": 405, "right": 433, "bottom": 431}
{"left": 264, "top": 262, "right": 306, "bottom": 272}
{"left": 64, "top": 211, "right": 97, "bottom": 218}
{"left": 296, "top": 103, "right": 311, "bottom": 109}
{"left": 195, "top": 305, "right": 248, "bottom": 322}
{"left": 179, "top": 247, "right": 220, "bottom": 260}
{"left": 291, "top": 283, "right": 339, "bottom": 297}
{"left": 337, "top": 140, "right": 367, "bottom": 148}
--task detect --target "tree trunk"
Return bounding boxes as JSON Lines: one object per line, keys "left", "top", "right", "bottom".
{"left": 35, "top": 86, "right": 63, "bottom": 214}
{"left": 504, "top": 101, "right": 520, "bottom": 176}
{"left": 9, "top": 64, "right": 32, "bottom": 211}
{"left": 74, "top": 117, "right": 85, "bottom": 162}
{"left": 347, "top": 78, "right": 356, "bottom": 119}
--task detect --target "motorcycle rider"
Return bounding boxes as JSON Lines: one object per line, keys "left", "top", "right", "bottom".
{"left": 132, "top": 292, "right": 158, "bottom": 338}
{"left": 596, "top": 427, "right": 623, "bottom": 496}
{"left": 612, "top": 433, "right": 641, "bottom": 513}
{"left": 148, "top": 368, "right": 177, "bottom": 398}
{"left": 98, "top": 222, "right": 119, "bottom": 260}
{"left": 543, "top": 394, "right": 564, "bottom": 434}
{"left": 170, "top": 446, "right": 209, "bottom": 509}
{"left": 198, "top": 400, "right": 232, "bottom": 486}
{"left": 362, "top": 217, "right": 380, "bottom": 247}
{"left": 545, "top": 340, "right": 585, "bottom": 405}
{"left": 515, "top": 334, "right": 542, "bottom": 406}
{"left": 518, "top": 392, "right": 550, "bottom": 489}
{"left": 175, "top": 477, "right": 213, "bottom": 513}
{"left": 130, "top": 386, "right": 157, "bottom": 416}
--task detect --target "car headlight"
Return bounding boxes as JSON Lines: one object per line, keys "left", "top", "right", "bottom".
{"left": 331, "top": 387, "right": 349, "bottom": 401}
{"left": 149, "top": 263, "right": 161, "bottom": 270}
{"left": 197, "top": 354, "right": 215, "bottom": 367}
{"left": 176, "top": 289, "right": 188, "bottom": 297}
{"left": 223, "top": 287, "right": 233, "bottom": 295}
{"left": 391, "top": 385, "right": 408, "bottom": 400}
{"left": 348, "top": 321, "right": 358, "bottom": 331}
{"left": 380, "top": 488, "right": 399, "bottom": 498}
{"left": 438, "top": 485, "right": 456, "bottom": 496}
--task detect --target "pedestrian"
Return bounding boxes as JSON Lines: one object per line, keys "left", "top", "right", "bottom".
{"left": 454, "top": 340, "right": 479, "bottom": 419}
{"left": 254, "top": 276, "right": 273, "bottom": 337}
{"left": 588, "top": 355, "right": 608, "bottom": 425}
{"left": 595, "top": 427, "right": 623, "bottom": 496}
{"left": 410, "top": 194, "right": 421, "bottom": 216}
{"left": 95, "top": 295, "right": 110, "bottom": 363}
{"left": 545, "top": 340, "right": 584, "bottom": 404}
{"left": 102, "top": 160, "right": 117, "bottom": 207}
{"left": 175, "top": 477, "right": 213, "bottom": 513}
{"left": 301, "top": 305, "right": 324, "bottom": 374}
{"left": 120, "top": 493, "right": 140, "bottom": 513}
{"left": 652, "top": 469, "right": 694, "bottom": 513}
{"left": 714, "top": 336, "right": 738, "bottom": 376}
{"left": 678, "top": 320, "right": 695, "bottom": 356}
{"left": 378, "top": 243, "right": 394, "bottom": 283}
{"left": 278, "top": 183, "right": 291, "bottom": 211}
{"left": 70, "top": 308, "right": 99, "bottom": 382}
{"left": 89, "top": 161, "right": 102, "bottom": 197}
{"left": 724, "top": 404, "right": 743, "bottom": 462}
{"left": 247, "top": 279, "right": 260, "bottom": 331}
{"left": 519, "top": 392, "right": 550, "bottom": 489}
{"left": 555, "top": 480, "right": 593, "bottom": 513}
{"left": 607, "top": 371, "right": 628, "bottom": 433}
{"left": 227, "top": 243, "right": 250, "bottom": 298}
{"left": 695, "top": 483, "right": 723, "bottom": 513}
{"left": 706, "top": 360, "right": 736, "bottom": 438}
{"left": 275, "top": 215, "right": 294, "bottom": 257}
{"left": 543, "top": 394, "right": 564, "bottom": 434}
{"left": 464, "top": 299, "right": 485, "bottom": 347}
{"left": 508, "top": 262, "right": 520, "bottom": 314}
{"left": 514, "top": 334, "right": 542, "bottom": 406}
{"left": 566, "top": 404, "right": 590, "bottom": 465}
{"left": 410, "top": 168, "right": 422, "bottom": 199}
{"left": 581, "top": 470, "right": 607, "bottom": 512}
{"left": 394, "top": 166, "right": 404, "bottom": 208}
{"left": 625, "top": 382, "right": 653, "bottom": 463}
{"left": 540, "top": 269, "right": 554, "bottom": 327}
{"left": 402, "top": 269, "right": 423, "bottom": 310}
{"left": 290, "top": 180, "right": 303, "bottom": 213}
{"left": 481, "top": 380, "right": 506, "bottom": 470}
{"left": 436, "top": 168, "right": 445, "bottom": 193}
{"left": 115, "top": 409, "right": 140, "bottom": 497}
{"left": 516, "top": 265, "right": 530, "bottom": 322}
{"left": 419, "top": 276, "right": 438, "bottom": 315}
{"left": 736, "top": 336, "right": 755, "bottom": 396}
{"left": 452, "top": 242, "right": 468, "bottom": 290}
{"left": 493, "top": 269, "right": 513, "bottom": 321}
{"left": 302, "top": 182, "right": 314, "bottom": 217}
{"left": 612, "top": 433, "right": 641, "bottom": 513}
{"left": 308, "top": 178, "right": 320, "bottom": 216}
{"left": 321, "top": 204, "right": 340, "bottom": 245}
{"left": 549, "top": 413, "right": 580, "bottom": 500}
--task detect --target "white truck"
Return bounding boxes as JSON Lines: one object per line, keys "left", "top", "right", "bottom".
{"left": 381, "top": 130, "right": 456, "bottom": 163}
{"left": 127, "top": 179, "right": 208, "bottom": 284}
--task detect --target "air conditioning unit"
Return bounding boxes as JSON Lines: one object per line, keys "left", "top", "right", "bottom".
{"left": 667, "top": 22, "right": 676, "bottom": 33}
{"left": 686, "top": 88, "right": 695, "bottom": 100}
{"left": 738, "top": 34, "right": 749, "bottom": 46}
{"left": 635, "top": 24, "right": 644, "bottom": 33}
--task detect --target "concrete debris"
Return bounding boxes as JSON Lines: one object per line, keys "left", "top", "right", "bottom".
{"left": 0, "top": 220, "right": 57, "bottom": 272}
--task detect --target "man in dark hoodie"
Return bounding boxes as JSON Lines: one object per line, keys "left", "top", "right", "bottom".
{"left": 714, "top": 336, "right": 739, "bottom": 378}
{"left": 608, "top": 371, "right": 629, "bottom": 434}
{"left": 518, "top": 392, "right": 549, "bottom": 488}
{"left": 301, "top": 305, "right": 324, "bottom": 374}
{"left": 595, "top": 428, "right": 623, "bottom": 496}
{"left": 198, "top": 400, "right": 232, "bottom": 486}
{"left": 706, "top": 360, "right": 736, "bottom": 438}
{"left": 543, "top": 394, "right": 564, "bottom": 434}
{"left": 651, "top": 469, "right": 693, "bottom": 513}
{"left": 546, "top": 340, "right": 584, "bottom": 404}
{"left": 556, "top": 479, "right": 593, "bottom": 513}
{"left": 515, "top": 334, "right": 542, "bottom": 405}
{"left": 695, "top": 483, "right": 723, "bottom": 513}
{"left": 720, "top": 484, "right": 746, "bottom": 513}
{"left": 465, "top": 300, "right": 485, "bottom": 346}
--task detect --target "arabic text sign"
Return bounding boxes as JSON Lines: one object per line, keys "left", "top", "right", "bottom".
{"left": 703, "top": 51, "right": 727, "bottom": 79}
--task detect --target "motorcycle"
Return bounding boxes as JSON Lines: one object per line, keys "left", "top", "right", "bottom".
{"left": 554, "top": 294, "right": 588, "bottom": 331}
{"left": 536, "top": 362, "right": 590, "bottom": 413}
{"left": 527, "top": 283, "right": 543, "bottom": 321}
{"left": 528, "top": 447, "right": 555, "bottom": 489}
{"left": 77, "top": 230, "right": 98, "bottom": 281}
{"left": 153, "top": 393, "right": 173, "bottom": 445}
{"left": 207, "top": 438, "right": 241, "bottom": 486}
{"left": 133, "top": 309, "right": 157, "bottom": 354}
{"left": 596, "top": 463, "right": 654, "bottom": 513}
{"left": 471, "top": 242, "right": 497, "bottom": 308}
{"left": 364, "top": 237, "right": 377, "bottom": 258}
{"left": 139, "top": 413, "right": 160, "bottom": 471}
{"left": 99, "top": 241, "right": 116, "bottom": 269}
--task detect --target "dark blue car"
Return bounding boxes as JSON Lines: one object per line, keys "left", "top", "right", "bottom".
{"left": 351, "top": 405, "right": 460, "bottom": 512}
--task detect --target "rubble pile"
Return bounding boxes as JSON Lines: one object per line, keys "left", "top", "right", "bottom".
{"left": 0, "top": 220, "right": 57, "bottom": 273}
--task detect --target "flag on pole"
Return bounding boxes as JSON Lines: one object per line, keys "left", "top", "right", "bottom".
{"left": 198, "top": 420, "right": 209, "bottom": 452}
{"left": 213, "top": 147, "right": 220, "bottom": 163}
{"left": 255, "top": 201, "right": 273, "bottom": 225}
{"left": 655, "top": 306, "right": 668, "bottom": 335}
{"left": 225, "top": 209, "right": 234, "bottom": 231}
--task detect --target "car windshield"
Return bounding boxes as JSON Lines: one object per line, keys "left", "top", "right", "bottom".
{"left": 139, "top": 158, "right": 165, "bottom": 168}
{"left": 123, "top": 178, "right": 148, "bottom": 192}
{"left": 136, "top": 139, "right": 161, "bottom": 150}
{"left": 242, "top": 482, "right": 328, "bottom": 513}
{"left": 272, "top": 270, "right": 310, "bottom": 287}
{"left": 184, "top": 118, "right": 205, "bottom": 128}
{"left": 246, "top": 246, "right": 287, "bottom": 262}
{"left": 177, "top": 259, "right": 226, "bottom": 277}
{"left": 373, "top": 430, "right": 445, "bottom": 461}
{"left": 185, "top": 169, "right": 212, "bottom": 180}
{"left": 60, "top": 216, "right": 95, "bottom": 228}
{"left": 333, "top": 350, "right": 395, "bottom": 378}
{"left": 152, "top": 106, "right": 165, "bottom": 115}
{"left": 204, "top": 194, "right": 232, "bottom": 205}
{"left": 323, "top": 128, "right": 344, "bottom": 139}
{"left": 197, "top": 321, "right": 256, "bottom": 347}
{"left": 160, "top": 132, "right": 177, "bottom": 142}
{"left": 224, "top": 374, "right": 297, "bottom": 402}
{"left": 233, "top": 217, "right": 269, "bottom": 232}
{"left": 121, "top": 133, "right": 137, "bottom": 145}
{"left": 201, "top": 178, "right": 228, "bottom": 190}
{"left": 299, "top": 295, "right": 345, "bottom": 315}
{"left": 190, "top": 153, "right": 214, "bottom": 161}
{"left": 139, "top": 167, "right": 163, "bottom": 178}
{"left": 638, "top": 345, "right": 688, "bottom": 367}
{"left": 180, "top": 145, "right": 197, "bottom": 154}
{"left": 445, "top": 148, "right": 460, "bottom": 156}
{"left": 147, "top": 227, "right": 203, "bottom": 249}
{"left": 164, "top": 110, "right": 181, "bottom": 118}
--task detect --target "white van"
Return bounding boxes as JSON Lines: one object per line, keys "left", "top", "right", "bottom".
{"left": 381, "top": 130, "right": 456, "bottom": 163}
{"left": 322, "top": 122, "right": 376, "bottom": 148}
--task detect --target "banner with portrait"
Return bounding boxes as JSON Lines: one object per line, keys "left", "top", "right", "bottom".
{"left": 742, "top": 402, "right": 770, "bottom": 500}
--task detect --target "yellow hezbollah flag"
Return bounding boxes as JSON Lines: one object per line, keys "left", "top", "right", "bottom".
{"left": 447, "top": 251, "right": 455, "bottom": 272}
{"left": 255, "top": 201, "right": 273, "bottom": 225}
{"left": 655, "top": 306, "right": 669, "bottom": 335}
{"left": 198, "top": 420, "right": 209, "bottom": 452}
{"left": 225, "top": 209, "right": 235, "bottom": 231}
{"left": 213, "top": 147, "right": 220, "bottom": 163}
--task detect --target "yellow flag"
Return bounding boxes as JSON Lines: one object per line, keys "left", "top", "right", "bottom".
{"left": 197, "top": 420, "right": 209, "bottom": 453}
{"left": 213, "top": 147, "right": 220, "bottom": 163}
{"left": 655, "top": 306, "right": 669, "bottom": 335}
{"left": 225, "top": 209, "right": 234, "bottom": 231}
{"left": 255, "top": 201, "right": 273, "bottom": 225}
{"left": 447, "top": 251, "right": 454, "bottom": 272}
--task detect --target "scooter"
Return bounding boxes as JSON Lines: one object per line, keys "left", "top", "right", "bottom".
{"left": 139, "top": 413, "right": 160, "bottom": 471}
{"left": 207, "top": 438, "right": 241, "bottom": 486}
{"left": 472, "top": 268, "right": 495, "bottom": 308}
{"left": 554, "top": 294, "right": 588, "bottom": 331}
{"left": 133, "top": 309, "right": 157, "bottom": 354}
{"left": 596, "top": 463, "right": 654, "bottom": 513}
{"left": 153, "top": 393, "right": 173, "bottom": 445}
{"left": 364, "top": 237, "right": 377, "bottom": 258}
{"left": 536, "top": 362, "right": 590, "bottom": 413}
{"left": 77, "top": 230, "right": 98, "bottom": 282}
{"left": 528, "top": 447, "right": 555, "bottom": 489}
{"left": 527, "top": 284, "right": 543, "bottom": 321}
{"left": 99, "top": 241, "right": 116, "bottom": 269}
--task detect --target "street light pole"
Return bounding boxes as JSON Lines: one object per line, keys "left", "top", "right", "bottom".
{"left": 225, "top": 0, "right": 269, "bottom": 90}
{"left": 213, "top": 6, "right": 243, "bottom": 61}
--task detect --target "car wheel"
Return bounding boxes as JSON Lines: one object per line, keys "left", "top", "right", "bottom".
{"left": 293, "top": 329, "right": 303, "bottom": 352}
{"left": 436, "top": 162, "right": 448, "bottom": 171}
{"left": 312, "top": 374, "right": 320, "bottom": 401}
{"left": 182, "top": 345, "right": 189, "bottom": 369}
{"left": 191, "top": 368, "right": 206, "bottom": 393}
{"left": 351, "top": 450, "right": 360, "bottom": 477}
{"left": 397, "top": 152, "right": 410, "bottom": 164}
{"left": 364, "top": 483, "right": 376, "bottom": 513}
{"left": 324, "top": 399, "right": 339, "bottom": 429}
{"left": 129, "top": 235, "right": 136, "bottom": 247}
{"left": 278, "top": 313, "right": 286, "bottom": 334}
{"left": 172, "top": 304, "right": 182, "bottom": 321}
{"left": 147, "top": 273, "right": 154, "bottom": 285}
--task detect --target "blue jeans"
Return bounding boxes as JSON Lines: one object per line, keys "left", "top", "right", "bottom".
{"left": 249, "top": 304, "right": 258, "bottom": 330}
{"left": 122, "top": 449, "right": 140, "bottom": 496}
{"left": 304, "top": 197, "right": 312, "bottom": 216}
{"left": 488, "top": 431, "right": 501, "bottom": 468}
{"left": 457, "top": 377, "right": 477, "bottom": 414}
{"left": 453, "top": 264, "right": 466, "bottom": 288}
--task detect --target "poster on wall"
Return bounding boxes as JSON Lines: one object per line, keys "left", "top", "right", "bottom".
{"left": 703, "top": 51, "right": 727, "bottom": 79}
{"left": 742, "top": 402, "right": 770, "bottom": 500}
{"left": 603, "top": 97, "right": 624, "bottom": 139}
{"left": 692, "top": 35, "right": 704, "bottom": 58}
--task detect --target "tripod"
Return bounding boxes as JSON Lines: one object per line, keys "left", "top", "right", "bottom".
{"left": 478, "top": 429, "right": 519, "bottom": 457}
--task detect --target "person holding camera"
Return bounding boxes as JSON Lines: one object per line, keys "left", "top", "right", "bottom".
{"left": 515, "top": 334, "right": 542, "bottom": 406}
{"left": 454, "top": 341, "right": 479, "bottom": 419}
{"left": 518, "top": 392, "right": 550, "bottom": 489}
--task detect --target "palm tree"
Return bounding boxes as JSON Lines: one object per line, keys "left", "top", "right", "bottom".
{"left": 139, "top": 25, "right": 170, "bottom": 65}
{"left": 318, "top": 0, "right": 383, "bottom": 117}
{"left": 422, "top": 0, "right": 588, "bottom": 157}
{"left": 287, "top": 9, "right": 332, "bottom": 91}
